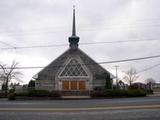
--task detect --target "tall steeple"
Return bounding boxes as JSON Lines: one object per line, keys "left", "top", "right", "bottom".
{"left": 69, "top": 5, "right": 79, "bottom": 50}
{"left": 72, "top": 5, "right": 76, "bottom": 36}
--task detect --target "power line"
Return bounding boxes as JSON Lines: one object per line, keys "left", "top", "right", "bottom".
{"left": 0, "top": 41, "right": 16, "bottom": 48}
{"left": 0, "top": 43, "right": 68, "bottom": 49}
{"left": 80, "top": 39, "right": 160, "bottom": 45}
{"left": 0, "top": 54, "right": 160, "bottom": 69}
{"left": 0, "top": 19, "right": 160, "bottom": 36}
{"left": 138, "top": 63, "right": 160, "bottom": 74}
{"left": 1, "top": 38, "right": 160, "bottom": 50}
{"left": 98, "top": 55, "right": 160, "bottom": 64}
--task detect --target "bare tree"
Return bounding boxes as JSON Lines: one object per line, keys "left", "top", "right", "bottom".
{"left": 123, "top": 68, "right": 139, "bottom": 86}
{"left": 0, "top": 61, "right": 22, "bottom": 95}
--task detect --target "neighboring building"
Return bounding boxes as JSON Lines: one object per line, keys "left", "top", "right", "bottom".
{"left": 15, "top": 84, "right": 28, "bottom": 93}
{"left": 130, "top": 82, "right": 152, "bottom": 92}
{"left": 118, "top": 80, "right": 128, "bottom": 90}
{"left": 33, "top": 8, "right": 113, "bottom": 95}
{"left": 153, "top": 83, "right": 160, "bottom": 89}
{"left": 152, "top": 83, "right": 160, "bottom": 95}
{"left": 131, "top": 82, "right": 147, "bottom": 90}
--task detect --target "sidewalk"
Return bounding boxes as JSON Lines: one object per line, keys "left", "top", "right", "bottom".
{"left": 61, "top": 96, "right": 90, "bottom": 99}
{"left": 148, "top": 92, "right": 160, "bottom": 97}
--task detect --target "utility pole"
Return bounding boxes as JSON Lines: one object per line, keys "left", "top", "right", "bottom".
{"left": 114, "top": 65, "right": 119, "bottom": 89}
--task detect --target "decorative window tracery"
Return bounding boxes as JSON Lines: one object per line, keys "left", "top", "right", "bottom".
{"left": 59, "top": 59, "right": 88, "bottom": 77}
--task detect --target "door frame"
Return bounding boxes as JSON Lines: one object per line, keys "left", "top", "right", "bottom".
{"left": 61, "top": 80, "right": 86, "bottom": 91}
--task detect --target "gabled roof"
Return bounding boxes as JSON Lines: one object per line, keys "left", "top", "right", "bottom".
{"left": 36, "top": 48, "right": 112, "bottom": 80}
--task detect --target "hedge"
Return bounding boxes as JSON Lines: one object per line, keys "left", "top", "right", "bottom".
{"left": 8, "top": 90, "right": 61, "bottom": 100}
{"left": 28, "top": 90, "right": 50, "bottom": 97}
{"left": 90, "top": 89, "right": 146, "bottom": 98}
{"left": 8, "top": 93, "right": 15, "bottom": 100}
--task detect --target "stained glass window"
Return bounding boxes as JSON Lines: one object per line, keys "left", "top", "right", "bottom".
{"left": 59, "top": 59, "right": 88, "bottom": 77}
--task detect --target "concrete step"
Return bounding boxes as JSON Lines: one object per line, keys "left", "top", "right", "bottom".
{"left": 61, "top": 96, "right": 90, "bottom": 99}
{"left": 61, "top": 91, "right": 90, "bottom": 96}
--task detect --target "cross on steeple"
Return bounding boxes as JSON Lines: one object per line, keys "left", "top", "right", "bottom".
{"left": 69, "top": 6, "right": 80, "bottom": 50}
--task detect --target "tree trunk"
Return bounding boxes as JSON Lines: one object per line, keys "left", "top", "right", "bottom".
{"left": 5, "top": 78, "right": 8, "bottom": 96}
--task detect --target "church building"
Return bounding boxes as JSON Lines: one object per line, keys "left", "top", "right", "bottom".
{"left": 34, "top": 7, "right": 113, "bottom": 95}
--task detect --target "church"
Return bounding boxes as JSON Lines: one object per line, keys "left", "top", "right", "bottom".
{"left": 34, "top": 7, "right": 113, "bottom": 95}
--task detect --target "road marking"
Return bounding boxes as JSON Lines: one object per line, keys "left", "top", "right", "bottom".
{"left": 1, "top": 104, "right": 160, "bottom": 112}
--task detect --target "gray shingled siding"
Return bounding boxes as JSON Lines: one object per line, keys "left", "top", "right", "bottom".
{"left": 35, "top": 48, "right": 111, "bottom": 91}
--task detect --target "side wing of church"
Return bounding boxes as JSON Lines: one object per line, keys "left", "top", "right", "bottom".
{"left": 34, "top": 7, "right": 113, "bottom": 93}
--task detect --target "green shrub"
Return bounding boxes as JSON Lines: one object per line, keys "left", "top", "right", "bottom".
{"left": 15, "top": 92, "right": 28, "bottom": 96}
{"left": 90, "top": 91, "right": 107, "bottom": 98}
{"left": 90, "top": 89, "right": 146, "bottom": 98}
{"left": 50, "top": 91, "right": 61, "bottom": 97}
{"left": 14, "top": 90, "right": 61, "bottom": 98}
{"left": 9, "top": 89, "right": 15, "bottom": 94}
{"left": 101, "top": 90, "right": 129, "bottom": 97}
{"left": 28, "top": 89, "right": 50, "bottom": 97}
{"left": 0, "top": 93, "right": 6, "bottom": 98}
{"left": 127, "top": 89, "right": 146, "bottom": 97}
{"left": 91, "top": 90, "right": 121, "bottom": 97}
{"left": 146, "top": 90, "right": 153, "bottom": 94}
{"left": 8, "top": 93, "right": 15, "bottom": 100}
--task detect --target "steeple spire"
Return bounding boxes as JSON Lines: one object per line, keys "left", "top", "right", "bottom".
{"left": 72, "top": 5, "right": 76, "bottom": 36}
{"left": 69, "top": 5, "right": 80, "bottom": 50}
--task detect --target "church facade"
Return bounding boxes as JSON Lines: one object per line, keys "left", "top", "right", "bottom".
{"left": 34, "top": 8, "right": 113, "bottom": 94}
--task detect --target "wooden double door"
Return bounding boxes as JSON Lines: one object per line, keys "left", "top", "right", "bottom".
{"left": 62, "top": 81, "right": 86, "bottom": 90}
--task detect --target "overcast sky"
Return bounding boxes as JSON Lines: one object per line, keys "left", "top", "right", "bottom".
{"left": 0, "top": 0, "right": 160, "bottom": 84}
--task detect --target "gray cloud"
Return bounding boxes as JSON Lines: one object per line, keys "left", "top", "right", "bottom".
{"left": 0, "top": 0, "right": 160, "bottom": 84}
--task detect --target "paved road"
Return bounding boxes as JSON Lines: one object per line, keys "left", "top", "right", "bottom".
{"left": 1, "top": 109, "right": 160, "bottom": 120}
{"left": 1, "top": 96, "right": 160, "bottom": 108}
{"left": 0, "top": 96, "right": 160, "bottom": 120}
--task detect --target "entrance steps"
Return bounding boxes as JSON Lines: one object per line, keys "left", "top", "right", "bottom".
{"left": 62, "top": 96, "right": 90, "bottom": 99}
{"left": 61, "top": 91, "right": 90, "bottom": 97}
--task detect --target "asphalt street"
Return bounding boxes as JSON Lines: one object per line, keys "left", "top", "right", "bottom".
{"left": 1, "top": 96, "right": 160, "bottom": 108}
{"left": 0, "top": 109, "right": 160, "bottom": 120}
{"left": 0, "top": 96, "right": 160, "bottom": 120}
